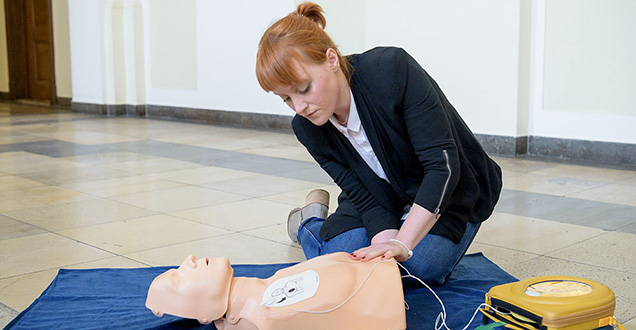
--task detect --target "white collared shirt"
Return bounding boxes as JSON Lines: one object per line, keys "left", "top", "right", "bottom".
{"left": 329, "top": 90, "right": 389, "bottom": 182}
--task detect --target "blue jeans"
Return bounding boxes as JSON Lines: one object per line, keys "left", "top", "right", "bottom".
{"left": 297, "top": 218, "right": 481, "bottom": 285}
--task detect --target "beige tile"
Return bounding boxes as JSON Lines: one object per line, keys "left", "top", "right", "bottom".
{"left": 202, "top": 174, "right": 320, "bottom": 198}
{"left": 63, "top": 152, "right": 158, "bottom": 165}
{"left": 110, "top": 186, "right": 248, "bottom": 213}
{"left": 61, "top": 175, "right": 186, "bottom": 198}
{"left": 242, "top": 223, "right": 295, "bottom": 245}
{"left": 192, "top": 137, "right": 277, "bottom": 151}
{"left": 466, "top": 242, "right": 539, "bottom": 269}
{"left": 170, "top": 198, "right": 292, "bottom": 232}
{"left": 623, "top": 318, "right": 636, "bottom": 330}
{"left": 0, "top": 233, "right": 115, "bottom": 278}
{"left": 3, "top": 199, "right": 157, "bottom": 231}
{"left": 503, "top": 257, "right": 636, "bottom": 322}
{"left": 32, "top": 130, "right": 142, "bottom": 145}
{"left": 238, "top": 144, "right": 315, "bottom": 162}
{"left": 19, "top": 166, "right": 133, "bottom": 185}
{"left": 0, "top": 186, "right": 96, "bottom": 212}
{"left": 57, "top": 214, "right": 231, "bottom": 255}
{"left": 150, "top": 166, "right": 258, "bottom": 185}
{"left": 0, "top": 215, "right": 47, "bottom": 240}
{"left": 0, "top": 175, "right": 46, "bottom": 192}
{"left": 546, "top": 231, "right": 636, "bottom": 274}
{"left": 0, "top": 269, "right": 59, "bottom": 312}
{"left": 474, "top": 213, "right": 606, "bottom": 254}
{"left": 126, "top": 233, "right": 306, "bottom": 266}
{"left": 103, "top": 158, "right": 204, "bottom": 174}
{"left": 567, "top": 182, "right": 636, "bottom": 206}
{"left": 0, "top": 133, "right": 48, "bottom": 145}
{"left": 64, "top": 256, "right": 149, "bottom": 269}
{"left": 491, "top": 157, "right": 556, "bottom": 174}
{"left": 503, "top": 172, "right": 606, "bottom": 196}
{"left": 261, "top": 185, "right": 341, "bottom": 214}
{"left": 532, "top": 164, "right": 636, "bottom": 183}
{"left": 0, "top": 154, "right": 88, "bottom": 175}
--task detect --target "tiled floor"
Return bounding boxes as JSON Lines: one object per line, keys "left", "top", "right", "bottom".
{"left": 1, "top": 102, "right": 635, "bottom": 329}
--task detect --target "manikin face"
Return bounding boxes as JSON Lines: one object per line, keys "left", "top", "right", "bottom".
{"left": 272, "top": 49, "right": 347, "bottom": 126}
{"left": 146, "top": 255, "right": 233, "bottom": 324}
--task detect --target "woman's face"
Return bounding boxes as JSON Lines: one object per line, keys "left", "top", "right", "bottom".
{"left": 272, "top": 49, "right": 346, "bottom": 126}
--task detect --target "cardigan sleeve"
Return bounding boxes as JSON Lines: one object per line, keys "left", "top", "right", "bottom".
{"left": 384, "top": 48, "right": 461, "bottom": 216}
{"left": 292, "top": 118, "right": 402, "bottom": 241}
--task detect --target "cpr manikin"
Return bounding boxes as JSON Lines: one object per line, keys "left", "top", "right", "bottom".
{"left": 146, "top": 252, "right": 406, "bottom": 330}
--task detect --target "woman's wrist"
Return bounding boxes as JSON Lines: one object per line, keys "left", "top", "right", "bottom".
{"left": 389, "top": 238, "right": 413, "bottom": 260}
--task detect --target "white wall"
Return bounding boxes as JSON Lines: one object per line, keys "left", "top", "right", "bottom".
{"left": 363, "top": 0, "right": 522, "bottom": 137}
{"left": 65, "top": 0, "right": 636, "bottom": 145}
{"left": 68, "top": 0, "right": 104, "bottom": 103}
{"left": 52, "top": 0, "right": 73, "bottom": 98}
{"left": 534, "top": 0, "right": 636, "bottom": 144}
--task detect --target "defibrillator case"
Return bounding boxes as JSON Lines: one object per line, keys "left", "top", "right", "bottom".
{"left": 483, "top": 275, "right": 618, "bottom": 330}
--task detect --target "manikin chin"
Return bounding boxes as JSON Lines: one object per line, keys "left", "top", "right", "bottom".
{"left": 145, "top": 252, "right": 406, "bottom": 330}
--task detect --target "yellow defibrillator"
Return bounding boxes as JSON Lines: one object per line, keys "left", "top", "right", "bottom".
{"left": 480, "top": 275, "right": 625, "bottom": 330}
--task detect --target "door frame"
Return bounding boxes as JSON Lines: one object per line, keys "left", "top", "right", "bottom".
{"left": 4, "top": 0, "right": 58, "bottom": 105}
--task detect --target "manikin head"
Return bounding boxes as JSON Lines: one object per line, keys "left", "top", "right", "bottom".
{"left": 256, "top": 2, "right": 351, "bottom": 126}
{"left": 145, "top": 255, "right": 233, "bottom": 325}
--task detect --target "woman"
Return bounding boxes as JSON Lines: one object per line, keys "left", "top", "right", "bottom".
{"left": 256, "top": 2, "right": 502, "bottom": 285}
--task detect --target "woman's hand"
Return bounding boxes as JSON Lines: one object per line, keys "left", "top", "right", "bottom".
{"left": 350, "top": 229, "right": 411, "bottom": 262}
{"left": 350, "top": 240, "right": 411, "bottom": 262}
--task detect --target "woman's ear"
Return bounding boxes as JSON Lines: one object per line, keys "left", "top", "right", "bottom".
{"left": 325, "top": 48, "right": 339, "bottom": 72}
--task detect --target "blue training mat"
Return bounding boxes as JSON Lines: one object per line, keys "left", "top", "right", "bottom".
{"left": 4, "top": 253, "right": 516, "bottom": 330}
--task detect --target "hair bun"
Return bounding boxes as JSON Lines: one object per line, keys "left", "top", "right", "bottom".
{"left": 296, "top": 2, "right": 326, "bottom": 29}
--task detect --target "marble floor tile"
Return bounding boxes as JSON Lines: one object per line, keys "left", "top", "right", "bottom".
{"left": 238, "top": 144, "right": 315, "bottom": 162}
{"left": 0, "top": 175, "right": 46, "bottom": 192}
{"left": 56, "top": 214, "right": 232, "bottom": 255}
{"left": 3, "top": 199, "right": 158, "bottom": 231}
{"left": 618, "top": 223, "right": 636, "bottom": 235}
{"left": 63, "top": 256, "right": 149, "bottom": 269}
{"left": 0, "top": 269, "right": 59, "bottom": 311}
{"left": 566, "top": 182, "right": 636, "bottom": 207}
{"left": 170, "top": 198, "right": 293, "bottom": 232}
{"left": 0, "top": 186, "right": 96, "bottom": 212}
{"left": 0, "top": 302, "right": 18, "bottom": 329}
{"left": 466, "top": 242, "right": 539, "bottom": 269}
{"left": 61, "top": 175, "right": 186, "bottom": 198}
{"left": 242, "top": 223, "right": 298, "bottom": 246}
{"left": 504, "top": 256, "right": 636, "bottom": 323}
{"left": 503, "top": 172, "right": 606, "bottom": 196}
{"left": 501, "top": 195, "right": 636, "bottom": 230}
{"left": 474, "top": 213, "right": 607, "bottom": 254}
{"left": 531, "top": 163, "right": 636, "bottom": 183}
{"left": 0, "top": 233, "right": 115, "bottom": 278}
{"left": 109, "top": 186, "right": 248, "bottom": 213}
{"left": 0, "top": 215, "right": 47, "bottom": 240}
{"left": 150, "top": 166, "right": 258, "bottom": 185}
{"left": 623, "top": 318, "right": 636, "bottom": 330}
{"left": 260, "top": 185, "right": 342, "bottom": 214}
{"left": 546, "top": 231, "right": 636, "bottom": 274}
{"left": 491, "top": 156, "right": 557, "bottom": 174}
{"left": 201, "top": 174, "right": 321, "bottom": 198}
{"left": 0, "top": 153, "right": 88, "bottom": 175}
{"left": 103, "top": 157, "right": 205, "bottom": 174}
{"left": 17, "top": 165, "right": 133, "bottom": 185}
{"left": 62, "top": 151, "right": 158, "bottom": 165}
{"left": 125, "top": 233, "right": 306, "bottom": 266}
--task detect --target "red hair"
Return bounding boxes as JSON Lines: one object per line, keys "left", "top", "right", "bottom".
{"left": 256, "top": 2, "right": 350, "bottom": 92}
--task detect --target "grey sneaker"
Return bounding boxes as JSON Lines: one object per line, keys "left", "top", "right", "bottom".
{"left": 287, "top": 189, "right": 330, "bottom": 243}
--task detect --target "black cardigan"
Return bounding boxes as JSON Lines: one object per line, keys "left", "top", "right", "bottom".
{"left": 292, "top": 47, "right": 502, "bottom": 243}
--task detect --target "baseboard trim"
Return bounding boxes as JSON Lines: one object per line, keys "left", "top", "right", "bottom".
{"left": 68, "top": 102, "right": 635, "bottom": 167}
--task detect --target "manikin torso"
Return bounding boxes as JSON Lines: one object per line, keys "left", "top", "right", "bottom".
{"left": 146, "top": 252, "right": 406, "bottom": 330}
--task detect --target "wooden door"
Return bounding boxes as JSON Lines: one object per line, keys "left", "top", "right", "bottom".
{"left": 5, "top": 0, "right": 57, "bottom": 104}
